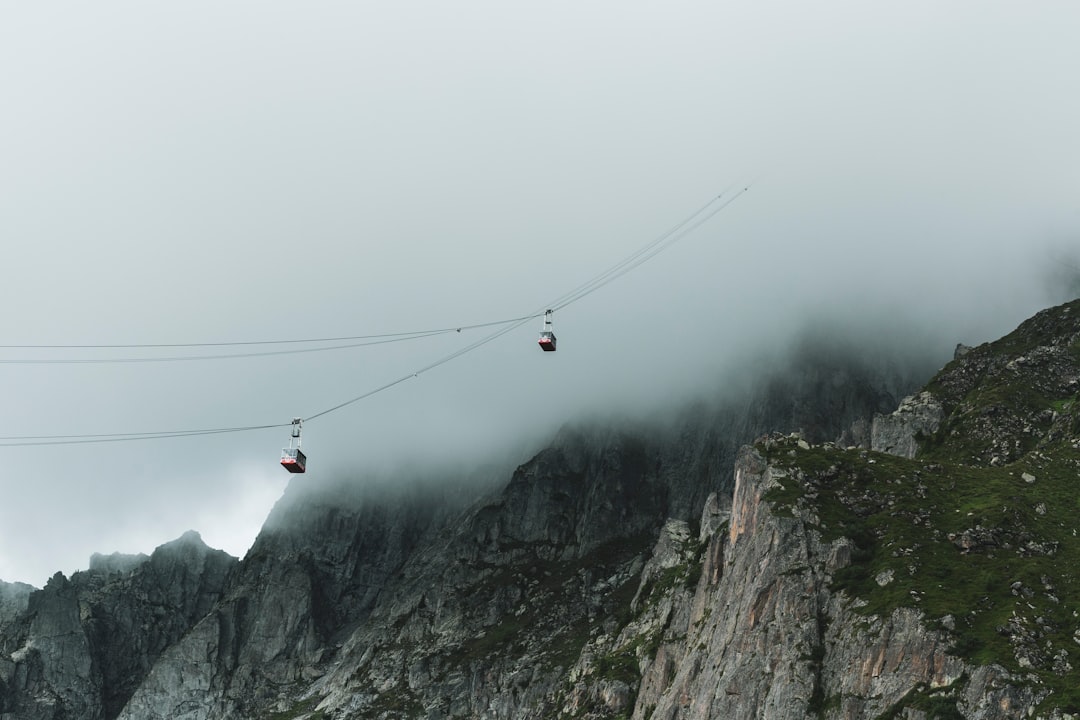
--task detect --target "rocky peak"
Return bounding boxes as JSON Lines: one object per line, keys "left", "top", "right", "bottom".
{"left": 748, "top": 301, "right": 1080, "bottom": 715}
{"left": 88, "top": 552, "right": 149, "bottom": 577}
{"left": 0, "top": 532, "right": 237, "bottom": 720}
{"left": 922, "top": 298, "right": 1080, "bottom": 466}
{"left": 0, "top": 581, "right": 33, "bottom": 629}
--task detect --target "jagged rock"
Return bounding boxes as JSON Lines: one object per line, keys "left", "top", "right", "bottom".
{"left": 827, "top": 538, "right": 853, "bottom": 573}
{"left": 0, "top": 572, "right": 100, "bottom": 719}
{"left": 926, "top": 301, "right": 1080, "bottom": 466}
{"left": 697, "top": 492, "right": 730, "bottom": 543}
{"left": 88, "top": 552, "right": 148, "bottom": 576}
{"left": 951, "top": 526, "right": 1003, "bottom": 553}
{"left": 876, "top": 568, "right": 895, "bottom": 586}
{"left": 960, "top": 664, "right": 1044, "bottom": 718}
{"left": 627, "top": 447, "right": 1015, "bottom": 719}
{"left": 839, "top": 416, "right": 873, "bottom": 449}
{"left": 871, "top": 391, "right": 944, "bottom": 458}
{"left": 0, "top": 532, "right": 236, "bottom": 720}
{"left": 646, "top": 521, "right": 691, "bottom": 571}
{"left": 0, "top": 581, "right": 33, "bottom": 630}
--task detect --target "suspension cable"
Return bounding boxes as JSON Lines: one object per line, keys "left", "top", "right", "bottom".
{"left": 0, "top": 186, "right": 749, "bottom": 446}
{"left": 0, "top": 316, "right": 540, "bottom": 363}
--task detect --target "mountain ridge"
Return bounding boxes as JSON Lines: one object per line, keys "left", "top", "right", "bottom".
{"left": 4, "top": 301, "right": 1078, "bottom": 718}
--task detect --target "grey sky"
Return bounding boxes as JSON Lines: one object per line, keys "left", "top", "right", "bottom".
{"left": 2, "top": 2, "right": 1078, "bottom": 585}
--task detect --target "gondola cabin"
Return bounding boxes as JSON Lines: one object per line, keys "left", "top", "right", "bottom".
{"left": 538, "top": 309, "right": 557, "bottom": 352}
{"left": 280, "top": 417, "right": 306, "bottom": 473}
{"left": 280, "top": 447, "right": 307, "bottom": 473}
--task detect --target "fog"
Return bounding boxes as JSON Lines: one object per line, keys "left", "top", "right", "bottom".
{"left": 2, "top": 1, "right": 1078, "bottom": 585}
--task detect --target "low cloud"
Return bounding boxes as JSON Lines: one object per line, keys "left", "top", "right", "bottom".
{"left": 1, "top": 1, "right": 1078, "bottom": 585}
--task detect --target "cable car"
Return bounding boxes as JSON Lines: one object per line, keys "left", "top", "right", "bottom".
{"left": 280, "top": 417, "right": 307, "bottom": 473}
{"left": 538, "top": 309, "right": 556, "bottom": 352}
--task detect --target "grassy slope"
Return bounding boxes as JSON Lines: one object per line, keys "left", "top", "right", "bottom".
{"left": 764, "top": 299, "right": 1080, "bottom": 714}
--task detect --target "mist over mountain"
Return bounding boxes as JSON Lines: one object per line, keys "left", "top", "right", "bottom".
{"left": 9, "top": 296, "right": 1080, "bottom": 718}
{"left": 3, "top": 2, "right": 1080, "bottom": 716}
{"left": 4, "top": 0, "right": 1080, "bottom": 587}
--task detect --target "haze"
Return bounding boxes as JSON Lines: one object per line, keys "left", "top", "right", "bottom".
{"left": 2, "top": 2, "right": 1078, "bottom": 586}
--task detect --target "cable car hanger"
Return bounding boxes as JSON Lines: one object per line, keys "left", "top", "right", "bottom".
{"left": 538, "top": 310, "right": 556, "bottom": 352}
{"left": 280, "top": 418, "right": 306, "bottom": 474}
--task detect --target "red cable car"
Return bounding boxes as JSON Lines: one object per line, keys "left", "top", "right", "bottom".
{"left": 281, "top": 417, "right": 307, "bottom": 473}
{"left": 538, "top": 309, "right": 556, "bottom": 352}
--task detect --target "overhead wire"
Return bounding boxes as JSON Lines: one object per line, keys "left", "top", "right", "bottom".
{"left": 0, "top": 320, "right": 540, "bottom": 446}
{"left": 0, "top": 186, "right": 750, "bottom": 446}
{"left": 542, "top": 190, "right": 728, "bottom": 312}
{"left": 302, "top": 186, "right": 753, "bottom": 422}
{"left": 550, "top": 186, "right": 749, "bottom": 312}
{"left": 0, "top": 316, "right": 541, "bottom": 363}
{"left": 303, "top": 316, "right": 535, "bottom": 422}
{"left": 0, "top": 424, "right": 286, "bottom": 447}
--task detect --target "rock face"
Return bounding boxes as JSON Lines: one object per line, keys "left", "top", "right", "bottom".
{"left": 624, "top": 445, "right": 1038, "bottom": 719}
{"left": 0, "top": 582, "right": 32, "bottom": 633}
{"left": 0, "top": 532, "right": 236, "bottom": 720}
{"left": 925, "top": 301, "right": 1080, "bottom": 465}
{"left": 117, "top": 479, "right": 466, "bottom": 720}
{"left": 96, "top": 337, "right": 917, "bottom": 720}
{"left": 4, "top": 300, "right": 1080, "bottom": 719}
{"left": 870, "top": 391, "right": 944, "bottom": 458}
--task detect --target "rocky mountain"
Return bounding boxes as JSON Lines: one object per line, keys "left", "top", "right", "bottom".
{"left": 2, "top": 299, "right": 1078, "bottom": 719}
{"left": 0, "top": 532, "right": 235, "bottom": 719}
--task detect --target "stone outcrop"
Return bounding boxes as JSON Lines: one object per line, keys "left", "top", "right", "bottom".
{"left": 117, "top": 480, "right": 462, "bottom": 720}
{"left": 870, "top": 391, "right": 944, "bottom": 458}
{"left": 926, "top": 301, "right": 1080, "bottom": 465}
{"left": 624, "top": 446, "right": 1039, "bottom": 719}
{"left": 88, "top": 553, "right": 149, "bottom": 576}
{"left": 0, "top": 582, "right": 32, "bottom": 632}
